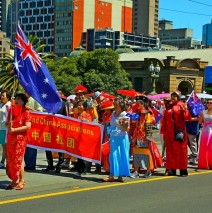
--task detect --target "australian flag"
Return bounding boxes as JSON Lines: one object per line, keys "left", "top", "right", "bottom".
{"left": 14, "top": 23, "right": 62, "bottom": 113}
{"left": 187, "top": 91, "right": 205, "bottom": 117}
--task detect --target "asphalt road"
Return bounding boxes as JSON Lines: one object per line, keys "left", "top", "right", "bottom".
{"left": 0, "top": 171, "right": 212, "bottom": 213}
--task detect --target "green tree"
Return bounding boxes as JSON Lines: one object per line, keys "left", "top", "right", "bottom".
{"left": 77, "top": 49, "right": 132, "bottom": 94}
{"left": 45, "top": 57, "right": 82, "bottom": 95}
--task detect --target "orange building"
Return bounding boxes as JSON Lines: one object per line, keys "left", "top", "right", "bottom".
{"left": 72, "top": 0, "right": 132, "bottom": 50}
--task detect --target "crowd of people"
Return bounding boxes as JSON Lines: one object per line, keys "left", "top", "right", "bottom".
{"left": 0, "top": 85, "right": 211, "bottom": 190}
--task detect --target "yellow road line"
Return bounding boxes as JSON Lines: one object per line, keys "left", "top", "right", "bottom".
{"left": 0, "top": 170, "right": 212, "bottom": 205}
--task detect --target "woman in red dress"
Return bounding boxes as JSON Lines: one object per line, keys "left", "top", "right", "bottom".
{"left": 6, "top": 93, "right": 31, "bottom": 190}
{"left": 162, "top": 91, "right": 190, "bottom": 177}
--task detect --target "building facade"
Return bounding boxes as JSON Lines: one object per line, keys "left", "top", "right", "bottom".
{"left": 0, "top": 31, "right": 10, "bottom": 60}
{"left": 133, "top": 0, "right": 159, "bottom": 37}
{"left": 119, "top": 49, "right": 212, "bottom": 94}
{"left": 202, "top": 20, "right": 212, "bottom": 47}
{"left": 159, "top": 20, "right": 202, "bottom": 49}
{"left": 81, "top": 28, "right": 158, "bottom": 51}
{"left": 19, "top": 0, "right": 55, "bottom": 53}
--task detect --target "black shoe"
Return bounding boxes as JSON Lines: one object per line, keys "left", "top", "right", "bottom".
{"left": 70, "top": 167, "right": 77, "bottom": 171}
{"left": 25, "top": 166, "right": 36, "bottom": 172}
{"left": 42, "top": 166, "right": 55, "bottom": 172}
{"left": 94, "top": 169, "right": 101, "bottom": 173}
{"left": 55, "top": 167, "right": 61, "bottom": 173}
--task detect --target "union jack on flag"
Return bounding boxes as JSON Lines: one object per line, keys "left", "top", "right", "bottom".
{"left": 14, "top": 23, "right": 62, "bottom": 114}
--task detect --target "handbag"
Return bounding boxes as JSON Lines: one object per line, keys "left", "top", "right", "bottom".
{"left": 171, "top": 109, "right": 184, "bottom": 142}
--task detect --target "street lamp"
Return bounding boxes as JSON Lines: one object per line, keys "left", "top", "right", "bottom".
{"left": 149, "top": 61, "right": 160, "bottom": 94}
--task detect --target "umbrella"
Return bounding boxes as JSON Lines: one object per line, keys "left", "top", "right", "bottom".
{"left": 87, "top": 92, "right": 116, "bottom": 100}
{"left": 148, "top": 93, "right": 171, "bottom": 100}
{"left": 101, "top": 92, "right": 116, "bottom": 100}
{"left": 117, "top": 89, "right": 144, "bottom": 98}
{"left": 196, "top": 93, "right": 212, "bottom": 99}
{"left": 67, "top": 94, "right": 76, "bottom": 100}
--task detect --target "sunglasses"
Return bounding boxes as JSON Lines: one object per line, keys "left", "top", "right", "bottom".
{"left": 207, "top": 102, "right": 212, "bottom": 104}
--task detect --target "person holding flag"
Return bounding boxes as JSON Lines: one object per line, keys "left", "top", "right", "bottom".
{"left": 4, "top": 23, "right": 62, "bottom": 189}
{"left": 186, "top": 91, "right": 205, "bottom": 165}
{"left": 5, "top": 93, "right": 31, "bottom": 190}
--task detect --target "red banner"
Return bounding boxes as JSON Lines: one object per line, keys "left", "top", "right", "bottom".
{"left": 27, "top": 112, "right": 104, "bottom": 164}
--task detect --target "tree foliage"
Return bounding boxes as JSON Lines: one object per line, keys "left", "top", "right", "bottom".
{"left": 76, "top": 49, "right": 132, "bottom": 94}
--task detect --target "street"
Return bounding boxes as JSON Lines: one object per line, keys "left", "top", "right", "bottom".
{"left": 0, "top": 131, "right": 212, "bottom": 213}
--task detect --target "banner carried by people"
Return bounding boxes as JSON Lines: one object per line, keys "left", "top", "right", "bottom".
{"left": 27, "top": 112, "right": 104, "bottom": 164}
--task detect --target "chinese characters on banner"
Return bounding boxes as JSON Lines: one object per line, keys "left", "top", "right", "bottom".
{"left": 28, "top": 112, "right": 104, "bottom": 164}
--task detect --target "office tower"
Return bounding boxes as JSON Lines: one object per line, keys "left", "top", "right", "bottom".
{"left": 202, "top": 20, "right": 212, "bottom": 47}
{"left": 19, "top": 0, "right": 55, "bottom": 53}
{"left": 55, "top": 0, "right": 133, "bottom": 57}
{"left": 133, "top": 0, "right": 159, "bottom": 37}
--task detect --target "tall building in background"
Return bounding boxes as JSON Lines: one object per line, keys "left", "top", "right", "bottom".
{"left": 54, "top": 0, "right": 133, "bottom": 57}
{"left": 10, "top": 0, "right": 19, "bottom": 44}
{"left": 19, "top": 0, "right": 55, "bottom": 53}
{"left": 159, "top": 19, "right": 201, "bottom": 49}
{"left": 1, "top": 0, "right": 12, "bottom": 33}
{"left": 202, "top": 20, "right": 212, "bottom": 47}
{"left": 54, "top": 0, "right": 73, "bottom": 58}
{"left": 133, "top": 0, "right": 159, "bottom": 37}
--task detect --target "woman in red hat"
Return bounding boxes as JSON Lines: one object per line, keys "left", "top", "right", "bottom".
{"left": 162, "top": 91, "right": 190, "bottom": 177}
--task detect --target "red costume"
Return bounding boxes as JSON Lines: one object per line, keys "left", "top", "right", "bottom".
{"left": 162, "top": 101, "right": 190, "bottom": 170}
{"left": 6, "top": 106, "right": 31, "bottom": 182}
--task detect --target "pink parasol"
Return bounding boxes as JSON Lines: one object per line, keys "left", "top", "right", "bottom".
{"left": 148, "top": 92, "right": 170, "bottom": 100}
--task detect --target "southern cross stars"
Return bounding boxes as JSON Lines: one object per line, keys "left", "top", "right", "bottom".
{"left": 43, "top": 78, "right": 49, "bottom": 84}
{"left": 13, "top": 58, "right": 22, "bottom": 72}
{"left": 41, "top": 93, "right": 47, "bottom": 99}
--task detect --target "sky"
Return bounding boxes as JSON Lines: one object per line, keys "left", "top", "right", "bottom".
{"left": 159, "top": 0, "right": 212, "bottom": 40}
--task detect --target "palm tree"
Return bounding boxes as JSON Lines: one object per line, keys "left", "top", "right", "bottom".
{"left": 0, "top": 35, "right": 56, "bottom": 92}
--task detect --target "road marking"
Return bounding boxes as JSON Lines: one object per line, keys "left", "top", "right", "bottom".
{"left": 0, "top": 170, "right": 212, "bottom": 205}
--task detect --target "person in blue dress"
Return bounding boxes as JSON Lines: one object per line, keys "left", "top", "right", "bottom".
{"left": 103, "top": 97, "right": 130, "bottom": 182}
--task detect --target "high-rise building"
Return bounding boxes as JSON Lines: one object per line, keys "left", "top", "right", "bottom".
{"left": 202, "top": 20, "right": 212, "bottom": 47}
{"left": 54, "top": 0, "right": 133, "bottom": 57}
{"left": 10, "top": 0, "right": 19, "bottom": 44}
{"left": 19, "top": 0, "right": 55, "bottom": 53}
{"left": 132, "top": 0, "right": 159, "bottom": 37}
{"left": 159, "top": 20, "right": 202, "bottom": 49}
{"left": 0, "top": 0, "right": 11, "bottom": 34}
{"left": 0, "top": 1, "right": 2, "bottom": 31}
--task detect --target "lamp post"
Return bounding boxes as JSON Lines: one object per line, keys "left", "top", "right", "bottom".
{"left": 149, "top": 62, "right": 160, "bottom": 94}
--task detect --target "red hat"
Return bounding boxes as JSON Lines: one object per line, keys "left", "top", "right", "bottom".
{"left": 101, "top": 100, "right": 114, "bottom": 110}
{"left": 74, "top": 85, "right": 88, "bottom": 94}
